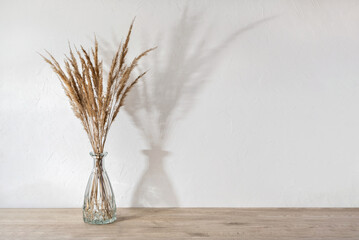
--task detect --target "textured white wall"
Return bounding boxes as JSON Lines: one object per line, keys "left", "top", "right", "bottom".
{"left": 1, "top": 0, "right": 359, "bottom": 208}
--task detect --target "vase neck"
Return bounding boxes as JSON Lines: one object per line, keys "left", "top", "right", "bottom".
{"left": 90, "top": 152, "right": 107, "bottom": 170}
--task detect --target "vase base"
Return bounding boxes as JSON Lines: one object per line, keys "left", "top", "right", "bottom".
{"left": 84, "top": 216, "right": 117, "bottom": 225}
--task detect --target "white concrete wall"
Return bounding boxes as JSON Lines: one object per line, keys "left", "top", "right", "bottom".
{"left": 1, "top": 0, "right": 359, "bottom": 207}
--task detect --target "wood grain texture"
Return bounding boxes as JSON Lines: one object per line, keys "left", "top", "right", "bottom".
{"left": 0, "top": 208, "right": 358, "bottom": 240}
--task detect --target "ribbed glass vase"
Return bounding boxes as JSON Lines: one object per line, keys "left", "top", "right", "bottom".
{"left": 83, "top": 152, "right": 116, "bottom": 224}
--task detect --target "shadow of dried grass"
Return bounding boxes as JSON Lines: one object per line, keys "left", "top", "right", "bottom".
{"left": 98, "top": 9, "right": 276, "bottom": 207}
{"left": 125, "top": 10, "right": 276, "bottom": 207}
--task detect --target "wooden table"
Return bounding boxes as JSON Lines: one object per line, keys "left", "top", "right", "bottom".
{"left": 0, "top": 208, "right": 358, "bottom": 239}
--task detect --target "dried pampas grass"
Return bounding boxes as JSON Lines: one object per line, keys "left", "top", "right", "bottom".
{"left": 41, "top": 20, "right": 155, "bottom": 154}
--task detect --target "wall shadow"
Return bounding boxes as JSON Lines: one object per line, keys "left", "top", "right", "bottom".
{"left": 124, "top": 9, "right": 276, "bottom": 207}
{"left": 99, "top": 9, "right": 276, "bottom": 207}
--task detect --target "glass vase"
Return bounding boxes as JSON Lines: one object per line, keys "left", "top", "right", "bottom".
{"left": 83, "top": 152, "right": 116, "bottom": 224}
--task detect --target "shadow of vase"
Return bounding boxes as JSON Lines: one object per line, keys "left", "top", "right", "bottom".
{"left": 96, "top": 7, "right": 277, "bottom": 208}
{"left": 126, "top": 11, "right": 277, "bottom": 207}
{"left": 131, "top": 146, "right": 178, "bottom": 207}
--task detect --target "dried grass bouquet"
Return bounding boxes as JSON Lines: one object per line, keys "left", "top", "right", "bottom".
{"left": 41, "top": 20, "right": 155, "bottom": 224}
{"left": 41, "top": 20, "right": 155, "bottom": 154}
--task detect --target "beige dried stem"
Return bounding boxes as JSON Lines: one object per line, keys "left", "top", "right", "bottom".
{"left": 41, "top": 20, "right": 156, "bottom": 154}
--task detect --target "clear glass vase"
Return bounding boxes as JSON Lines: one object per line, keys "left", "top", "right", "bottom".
{"left": 83, "top": 152, "right": 116, "bottom": 224}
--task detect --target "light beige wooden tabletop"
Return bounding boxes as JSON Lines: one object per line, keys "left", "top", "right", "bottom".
{"left": 0, "top": 208, "right": 358, "bottom": 240}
